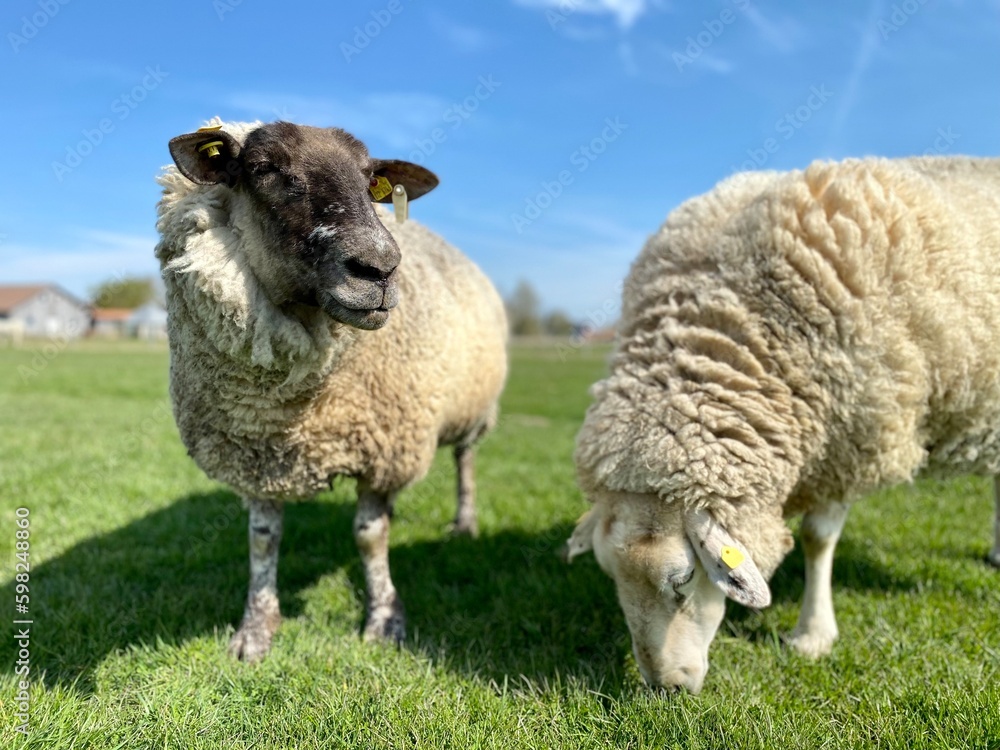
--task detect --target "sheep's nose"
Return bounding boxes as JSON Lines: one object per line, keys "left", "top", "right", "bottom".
{"left": 345, "top": 257, "right": 398, "bottom": 285}
{"left": 636, "top": 652, "right": 706, "bottom": 695}
{"left": 658, "top": 667, "right": 705, "bottom": 695}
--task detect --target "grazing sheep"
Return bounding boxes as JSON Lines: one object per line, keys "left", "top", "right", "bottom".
{"left": 155, "top": 119, "right": 507, "bottom": 661}
{"left": 568, "top": 156, "right": 1000, "bottom": 693}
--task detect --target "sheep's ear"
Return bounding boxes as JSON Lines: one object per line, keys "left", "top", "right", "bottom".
{"left": 684, "top": 508, "right": 770, "bottom": 609}
{"left": 168, "top": 129, "right": 242, "bottom": 186}
{"left": 370, "top": 159, "right": 439, "bottom": 202}
{"left": 564, "top": 507, "right": 600, "bottom": 562}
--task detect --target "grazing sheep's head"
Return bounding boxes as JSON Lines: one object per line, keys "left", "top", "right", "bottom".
{"left": 567, "top": 493, "right": 774, "bottom": 694}
{"left": 167, "top": 122, "right": 439, "bottom": 331}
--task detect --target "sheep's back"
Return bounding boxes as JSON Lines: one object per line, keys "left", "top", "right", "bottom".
{"left": 578, "top": 157, "right": 1000, "bottom": 514}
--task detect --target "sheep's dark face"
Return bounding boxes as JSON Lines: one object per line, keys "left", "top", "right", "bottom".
{"left": 168, "top": 122, "right": 439, "bottom": 331}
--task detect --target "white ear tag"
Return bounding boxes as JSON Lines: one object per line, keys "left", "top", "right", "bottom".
{"left": 392, "top": 184, "right": 408, "bottom": 223}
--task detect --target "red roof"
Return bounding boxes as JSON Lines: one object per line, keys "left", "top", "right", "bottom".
{"left": 92, "top": 308, "right": 133, "bottom": 323}
{"left": 0, "top": 285, "right": 47, "bottom": 314}
{"left": 0, "top": 284, "right": 89, "bottom": 314}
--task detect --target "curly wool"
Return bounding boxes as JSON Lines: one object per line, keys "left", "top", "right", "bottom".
{"left": 155, "top": 122, "right": 508, "bottom": 501}
{"left": 576, "top": 157, "right": 1000, "bottom": 574}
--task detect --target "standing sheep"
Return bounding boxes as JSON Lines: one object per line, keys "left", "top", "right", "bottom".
{"left": 155, "top": 119, "right": 507, "bottom": 661}
{"left": 568, "top": 156, "right": 1000, "bottom": 693}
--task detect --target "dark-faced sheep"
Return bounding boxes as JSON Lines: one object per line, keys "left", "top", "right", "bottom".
{"left": 156, "top": 119, "right": 507, "bottom": 661}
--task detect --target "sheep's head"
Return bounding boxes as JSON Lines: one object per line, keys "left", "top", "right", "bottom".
{"left": 567, "top": 492, "right": 784, "bottom": 694}
{"left": 167, "top": 122, "right": 439, "bottom": 331}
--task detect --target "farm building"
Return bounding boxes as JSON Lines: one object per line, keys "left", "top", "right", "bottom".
{"left": 128, "top": 301, "right": 168, "bottom": 340}
{"left": 0, "top": 284, "right": 90, "bottom": 339}
{"left": 91, "top": 302, "right": 169, "bottom": 340}
{"left": 91, "top": 308, "right": 133, "bottom": 338}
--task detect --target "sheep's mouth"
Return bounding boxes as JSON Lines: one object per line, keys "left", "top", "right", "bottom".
{"left": 319, "top": 292, "right": 392, "bottom": 331}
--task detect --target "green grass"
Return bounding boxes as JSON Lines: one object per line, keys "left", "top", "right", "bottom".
{"left": 1, "top": 340, "right": 999, "bottom": 749}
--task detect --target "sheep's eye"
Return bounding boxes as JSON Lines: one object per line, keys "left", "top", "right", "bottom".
{"left": 246, "top": 161, "right": 275, "bottom": 176}
{"left": 666, "top": 568, "right": 694, "bottom": 604}
{"left": 285, "top": 174, "right": 306, "bottom": 195}
{"left": 669, "top": 568, "right": 694, "bottom": 588}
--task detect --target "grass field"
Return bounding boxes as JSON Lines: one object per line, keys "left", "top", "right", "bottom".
{"left": 1, "top": 340, "right": 999, "bottom": 749}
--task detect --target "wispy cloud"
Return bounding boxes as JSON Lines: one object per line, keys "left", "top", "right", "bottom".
{"left": 2, "top": 230, "right": 160, "bottom": 300}
{"left": 224, "top": 92, "right": 451, "bottom": 150}
{"left": 693, "top": 52, "right": 734, "bottom": 75}
{"left": 618, "top": 41, "right": 639, "bottom": 75}
{"left": 560, "top": 25, "right": 611, "bottom": 41}
{"left": 49, "top": 57, "right": 149, "bottom": 85}
{"left": 513, "top": 0, "right": 657, "bottom": 30}
{"left": 829, "top": 0, "right": 885, "bottom": 144}
{"left": 428, "top": 12, "right": 491, "bottom": 53}
{"left": 646, "top": 42, "right": 734, "bottom": 77}
{"left": 742, "top": 6, "right": 805, "bottom": 55}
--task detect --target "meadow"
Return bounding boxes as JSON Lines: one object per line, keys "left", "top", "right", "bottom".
{"left": 1, "top": 340, "right": 999, "bottom": 749}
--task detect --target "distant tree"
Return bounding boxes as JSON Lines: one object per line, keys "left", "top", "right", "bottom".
{"left": 91, "top": 276, "right": 156, "bottom": 309}
{"left": 506, "top": 279, "right": 542, "bottom": 336}
{"left": 543, "top": 310, "right": 574, "bottom": 336}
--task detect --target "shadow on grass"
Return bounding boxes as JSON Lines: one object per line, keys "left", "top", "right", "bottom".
{"left": 0, "top": 491, "right": 924, "bottom": 694}
{"left": 0, "top": 491, "right": 627, "bottom": 695}
{"left": 723, "top": 535, "right": 925, "bottom": 641}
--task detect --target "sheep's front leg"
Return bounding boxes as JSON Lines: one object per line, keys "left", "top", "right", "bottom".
{"left": 989, "top": 477, "right": 1000, "bottom": 568}
{"left": 789, "top": 502, "right": 849, "bottom": 658}
{"left": 355, "top": 486, "right": 406, "bottom": 643}
{"left": 451, "top": 444, "right": 478, "bottom": 537}
{"left": 229, "top": 498, "right": 283, "bottom": 662}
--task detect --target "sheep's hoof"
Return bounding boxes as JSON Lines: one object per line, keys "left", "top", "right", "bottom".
{"left": 449, "top": 517, "right": 479, "bottom": 538}
{"left": 228, "top": 621, "right": 277, "bottom": 663}
{"left": 788, "top": 629, "right": 837, "bottom": 659}
{"left": 363, "top": 597, "right": 407, "bottom": 644}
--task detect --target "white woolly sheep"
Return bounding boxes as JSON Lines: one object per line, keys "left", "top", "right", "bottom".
{"left": 155, "top": 119, "right": 507, "bottom": 661}
{"left": 568, "top": 156, "right": 1000, "bottom": 693}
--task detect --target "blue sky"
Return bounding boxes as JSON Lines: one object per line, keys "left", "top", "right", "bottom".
{"left": 2, "top": 0, "right": 998, "bottom": 320}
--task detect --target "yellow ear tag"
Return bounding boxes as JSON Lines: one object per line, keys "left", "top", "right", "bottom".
{"left": 369, "top": 175, "right": 392, "bottom": 201}
{"left": 197, "top": 140, "right": 224, "bottom": 158}
{"left": 197, "top": 124, "right": 223, "bottom": 132}
{"left": 720, "top": 546, "right": 745, "bottom": 570}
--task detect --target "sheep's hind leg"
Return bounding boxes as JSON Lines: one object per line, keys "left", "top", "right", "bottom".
{"left": 355, "top": 486, "right": 406, "bottom": 643}
{"left": 450, "top": 444, "right": 478, "bottom": 537}
{"left": 229, "top": 498, "right": 283, "bottom": 662}
{"left": 789, "top": 502, "right": 849, "bottom": 658}
{"left": 989, "top": 477, "right": 1000, "bottom": 568}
